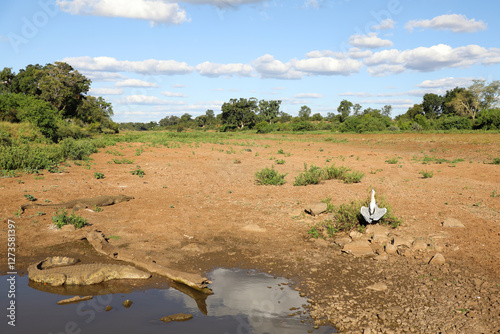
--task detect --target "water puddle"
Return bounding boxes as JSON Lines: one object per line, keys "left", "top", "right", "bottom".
{"left": 2, "top": 268, "right": 336, "bottom": 333}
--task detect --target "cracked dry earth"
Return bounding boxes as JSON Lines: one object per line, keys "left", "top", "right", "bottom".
{"left": 1, "top": 132, "right": 499, "bottom": 333}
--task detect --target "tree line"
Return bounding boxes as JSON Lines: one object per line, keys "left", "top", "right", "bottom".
{"left": 0, "top": 62, "right": 117, "bottom": 142}
{"left": 125, "top": 79, "right": 499, "bottom": 133}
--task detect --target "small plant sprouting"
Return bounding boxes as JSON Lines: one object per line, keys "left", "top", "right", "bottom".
{"left": 131, "top": 166, "right": 145, "bottom": 178}
{"left": 24, "top": 194, "right": 37, "bottom": 202}
{"left": 94, "top": 172, "right": 105, "bottom": 179}
{"left": 94, "top": 205, "right": 103, "bottom": 212}
{"left": 135, "top": 147, "right": 144, "bottom": 156}
{"left": 255, "top": 166, "right": 287, "bottom": 185}
{"left": 52, "top": 209, "right": 89, "bottom": 229}
{"left": 385, "top": 157, "right": 399, "bottom": 164}
{"left": 277, "top": 148, "right": 285, "bottom": 154}
{"left": 17, "top": 179, "right": 24, "bottom": 184}
{"left": 419, "top": 170, "right": 434, "bottom": 179}
{"left": 111, "top": 158, "right": 134, "bottom": 164}
{"left": 275, "top": 159, "right": 285, "bottom": 165}
{"left": 491, "top": 190, "right": 500, "bottom": 198}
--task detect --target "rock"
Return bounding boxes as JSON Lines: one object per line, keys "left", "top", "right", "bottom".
{"left": 385, "top": 243, "right": 397, "bottom": 254}
{"left": 365, "top": 224, "right": 390, "bottom": 236}
{"left": 442, "top": 218, "right": 465, "bottom": 228}
{"left": 161, "top": 313, "right": 193, "bottom": 323}
{"left": 181, "top": 243, "right": 201, "bottom": 252}
{"left": 412, "top": 240, "right": 427, "bottom": 251}
{"left": 429, "top": 232, "right": 450, "bottom": 239}
{"left": 429, "top": 253, "right": 446, "bottom": 265}
{"left": 57, "top": 296, "right": 93, "bottom": 305}
{"left": 392, "top": 236, "right": 413, "bottom": 248}
{"left": 342, "top": 240, "right": 374, "bottom": 257}
{"left": 241, "top": 224, "right": 267, "bottom": 233}
{"left": 61, "top": 224, "right": 76, "bottom": 232}
{"left": 371, "top": 232, "right": 388, "bottom": 243}
{"left": 122, "top": 300, "right": 133, "bottom": 308}
{"left": 305, "top": 202, "right": 328, "bottom": 216}
{"left": 105, "top": 305, "right": 112, "bottom": 311}
{"left": 366, "top": 282, "right": 388, "bottom": 291}
{"left": 349, "top": 231, "right": 364, "bottom": 239}
{"left": 334, "top": 237, "right": 352, "bottom": 247}
{"left": 363, "top": 328, "right": 372, "bottom": 334}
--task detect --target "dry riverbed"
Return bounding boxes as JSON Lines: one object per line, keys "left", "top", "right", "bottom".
{"left": 1, "top": 132, "right": 499, "bottom": 333}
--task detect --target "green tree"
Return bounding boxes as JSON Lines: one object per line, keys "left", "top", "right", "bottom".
{"left": 381, "top": 105, "right": 392, "bottom": 118}
{"left": 37, "top": 62, "right": 91, "bottom": 118}
{"left": 11, "top": 64, "right": 44, "bottom": 96}
{"left": 422, "top": 93, "right": 443, "bottom": 119}
{"left": 405, "top": 104, "right": 424, "bottom": 120}
{"left": 337, "top": 99, "right": 353, "bottom": 122}
{"left": 0, "top": 67, "right": 15, "bottom": 93}
{"left": 352, "top": 103, "right": 362, "bottom": 116}
{"left": 311, "top": 113, "right": 323, "bottom": 121}
{"left": 258, "top": 99, "right": 281, "bottom": 124}
{"left": 298, "top": 105, "right": 311, "bottom": 120}
{"left": 220, "top": 98, "right": 258, "bottom": 129}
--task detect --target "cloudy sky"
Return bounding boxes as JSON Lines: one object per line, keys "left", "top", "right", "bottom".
{"left": 1, "top": 0, "right": 499, "bottom": 122}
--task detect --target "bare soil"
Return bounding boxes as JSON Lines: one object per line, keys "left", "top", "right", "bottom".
{"left": 1, "top": 132, "right": 499, "bottom": 333}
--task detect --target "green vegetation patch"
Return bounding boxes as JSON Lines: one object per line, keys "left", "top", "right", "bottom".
{"left": 307, "top": 195, "right": 402, "bottom": 238}
{"left": 255, "top": 166, "right": 287, "bottom": 185}
{"left": 52, "top": 209, "right": 89, "bottom": 229}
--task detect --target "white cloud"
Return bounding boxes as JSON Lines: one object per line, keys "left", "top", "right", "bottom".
{"left": 121, "top": 94, "right": 185, "bottom": 105}
{"left": 348, "top": 47, "right": 373, "bottom": 59}
{"left": 81, "top": 71, "right": 127, "bottom": 82}
{"left": 56, "top": 0, "right": 189, "bottom": 26}
{"left": 294, "top": 93, "right": 323, "bottom": 99}
{"left": 61, "top": 56, "right": 194, "bottom": 75}
{"left": 293, "top": 57, "right": 363, "bottom": 76}
{"left": 360, "top": 98, "right": 413, "bottom": 105}
{"left": 171, "top": 84, "right": 187, "bottom": 88}
{"left": 253, "top": 54, "right": 303, "bottom": 79}
{"left": 416, "top": 77, "right": 475, "bottom": 89}
{"left": 89, "top": 87, "right": 124, "bottom": 95}
{"left": 115, "top": 79, "right": 158, "bottom": 87}
{"left": 364, "top": 44, "right": 491, "bottom": 76}
{"left": 306, "top": 50, "right": 344, "bottom": 58}
{"left": 348, "top": 33, "right": 393, "bottom": 49}
{"left": 178, "top": 0, "right": 265, "bottom": 6}
{"left": 372, "top": 18, "right": 395, "bottom": 30}
{"left": 195, "top": 61, "right": 253, "bottom": 77}
{"left": 406, "top": 14, "right": 487, "bottom": 33}
{"left": 161, "top": 91, "right": 187, "bottom": 97}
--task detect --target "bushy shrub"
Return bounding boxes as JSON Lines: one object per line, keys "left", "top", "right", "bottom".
{"left": 52, "top": 209, "right": 89, "bottom": 229}
{"left": 293, "top": 164, "right": 322, "bottom": 186}
{"left": 291, "top": 121, "right": 313, "bottom": 132}
{"left": 474, "top": 109, "right": 500, "bottom": 130}
{"left": 255, "top": 121, "right": 274, "bottom": 134}
{"left": 255, "top": 166, "right": 287, "bottom": 185}
{"left": 437, "top": 116, "right": 472, "bottom": 130}
{"left": 0, "top": 143, "right": 63, "bottom": 171}
{"left": 59, "top": 138, "right": 98, "bottom": 160}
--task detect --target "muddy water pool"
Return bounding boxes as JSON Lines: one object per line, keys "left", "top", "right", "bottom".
{"left": 2, "top": 268, "right": 336, "bottom": 333}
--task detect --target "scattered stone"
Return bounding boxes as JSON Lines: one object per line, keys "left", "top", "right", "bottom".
{"left": 392, "top": 236, "right": 413, "bottom": 248}
{"left": 161, "top": 313, "right": 193, "bottom": 323}
{"left": 305, "top": 202, "right": 328, "bottom": 216}
{"left": 385, "top": 243, "right": 397, "bottom": 255}
{"left": 371, "top": 232, "right": 388, "bottom": 243}
{"left": 334, "top": 237, "right": 352, "bottom": 247}
{"left": 349, "top": 231, "right": 364, "bottom": 239}
{"left": 363, "top": 328, "right": 372, "bottom": 334}
{"left": 105, "top": 305, "right": 112, "bottom": 311}
{"left": 412, "top": 239, "right": 427, "bottom": 251}
{"left": 365, "top": 224, "right": 390, "bottom": 236}
{"left": 366, "top": 282, "right": 388, "bottom": 291}
{"left": 241, "top": 224, "right": 267, "bottom": 233}
{"left": 342, "top": 240, "right": 374, "bottom": 257}
{"left": 429, "top": 253, "right": 446, "bottom": 265}
{"left": 57, "top": 296, "right": 93, "bottom": 305}
{"left": 60, "top": 224, "right": 76, "bottom": 232}
{"left": 122, "top": 300, "right": 133, "bottom": 308}
{"left": 442, "top": 218, "right": 465, "bottom": 228}
{"left": 429, "top": 232, "right": 450, "bottom": 239}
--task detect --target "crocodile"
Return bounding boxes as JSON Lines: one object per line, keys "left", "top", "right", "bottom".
{"left": 28, "top": 256, "right": 151, "bottom": 286}
{"left": 21, "top": 195, "right": 134, "bottom": 213}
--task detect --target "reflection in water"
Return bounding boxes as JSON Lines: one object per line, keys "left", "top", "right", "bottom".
{"left": 1, "top": 269, "right": 336, "bottom": 334}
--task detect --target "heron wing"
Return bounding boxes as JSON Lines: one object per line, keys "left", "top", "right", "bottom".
{"left": 372, "top": 207, "right": 387, "bottom": 221}
{"left": 360, "top": 206, "right": 372, "bottom": 223}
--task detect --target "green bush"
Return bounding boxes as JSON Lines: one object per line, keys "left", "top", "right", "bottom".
{"left": 343, "top": 170, "right": 365, "bottom": 184}
{"left": 94, "top": 172, "right": 105, "bottom": 179}
{"left": 474, "top": 109, "right": 500, "bottom": 130}
{"left": 52, "top": 209, "right": 89, "bottom": 229}
{"left": 131, "top": 165, "right": 145, "bottom": 177}
{"left": 419, "top": 170, "right": 434, "bottom": 178}
{"left": 255, "top": 166, "right": 287, "bottom": 185}
{"left": 293, "top": 164, "right": 322, "bottom": 186}
{"left": 59, "top": 138, "right": 98, "bottom": 160}
{"left": 0, "top": 143, "right": 63, "bottom": 171}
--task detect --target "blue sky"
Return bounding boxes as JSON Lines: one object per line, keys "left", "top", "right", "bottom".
{"left": 1, "top": 0, "right": 499, "bottom": 122}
